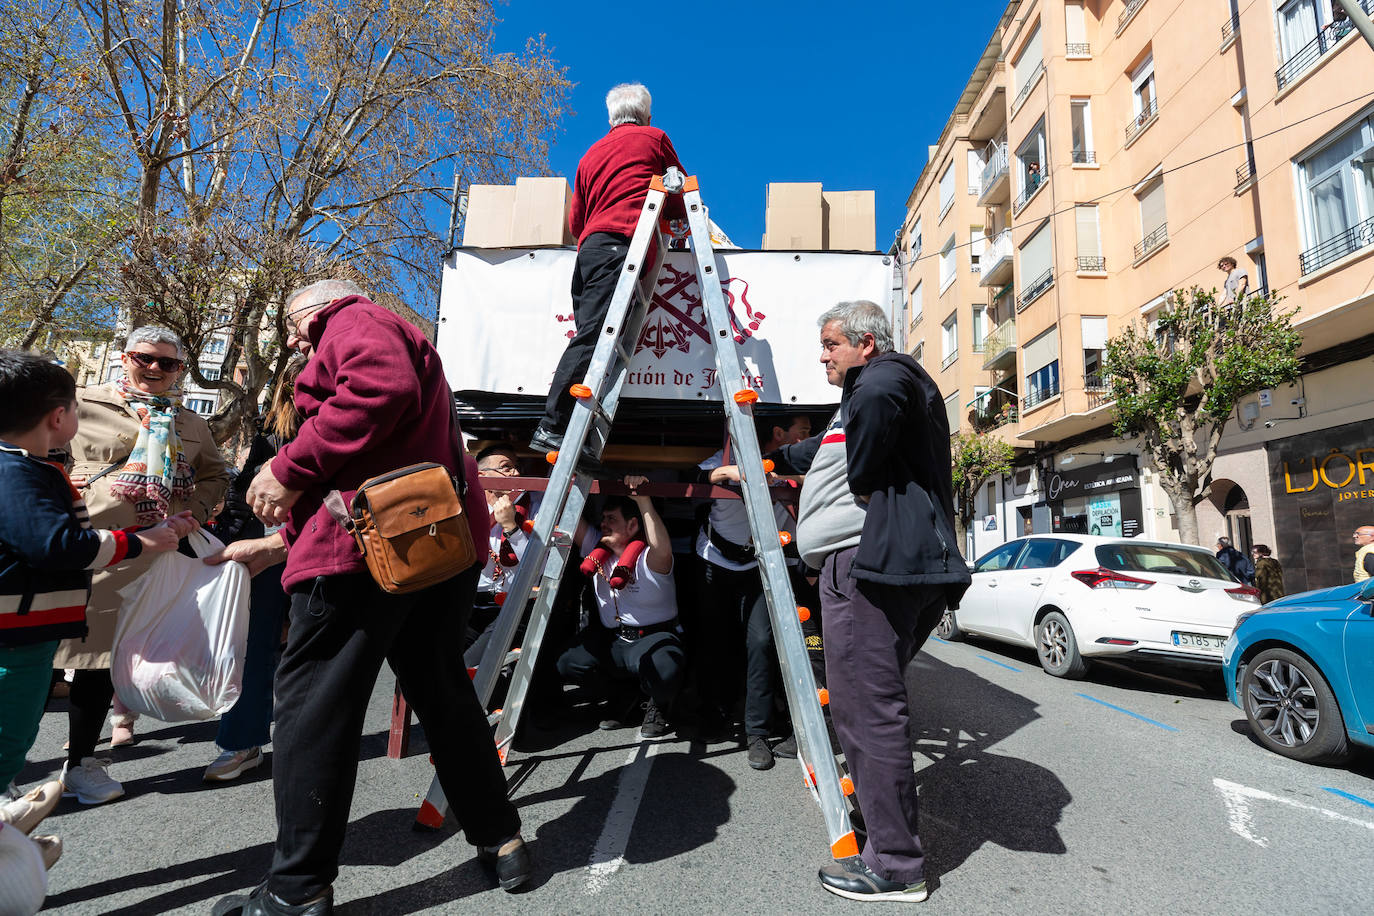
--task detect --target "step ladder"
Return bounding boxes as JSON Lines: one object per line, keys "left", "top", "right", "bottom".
{"left": 417, "top": 169, "right": 858, "bottom": 862}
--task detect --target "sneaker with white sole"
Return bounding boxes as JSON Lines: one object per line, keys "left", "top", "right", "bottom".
{"left": 818, "top": 856, "right": 928, "bottom": 902}
{"left": 204, "top": 746, "right": 264, "bottom": 783}
{"left": 60, "top": 757, "right": 124, "bottom": 805}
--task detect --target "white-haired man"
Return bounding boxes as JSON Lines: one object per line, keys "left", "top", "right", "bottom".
{"left": 768, "top": 300, "right": 970, "bottom": 902}
{"left": 531, "top": 82, "right": 685, "bottom": 454}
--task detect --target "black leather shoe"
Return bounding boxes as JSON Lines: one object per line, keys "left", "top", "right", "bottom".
{"left": 477, "top": 834, "right": 532, "bottom": 891}
{"left": 747, "top": 735, "right": 775, "bottom": 770}
{"left": 212, "top": 883, "right": 333, "bottom": 915}
{"left": 772, "top": 734, "right": 798, "bottom": 759}
{"left": 530, "top": 426, "right": 602, "bottom": 468}
{"left": 818, "top": 857, "right": 928, "bottom": 902}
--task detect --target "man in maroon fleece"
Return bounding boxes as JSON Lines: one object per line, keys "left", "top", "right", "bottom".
{"left": 212, "top": 280, "right": 529, "bottom": 916}
{"left": 530, "top": 82, "right": 685, "bottom": 454}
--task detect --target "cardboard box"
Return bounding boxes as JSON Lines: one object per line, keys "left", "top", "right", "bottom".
{"left": 513, "top": 176, "right": 574, "bottom": 246}
{"left": 823, "top": 190, "right": 876, "bottom": 251}
{"left": 462, "top": 184, "right": 516, "bottom": 247}
{"left": 764, "top": 182, "right": 823, "bottom": 250}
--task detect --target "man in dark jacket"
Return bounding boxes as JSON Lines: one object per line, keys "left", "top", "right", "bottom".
{"left": 770, "top": 300, "right": 970, "bottom": 902}
{"left": 530, "top": 81, "right": 685, "bottom": 454}
{"left": 213, "top": 281, "right": 528, "bottom": 916}
{"left": 1215, "top": 537, "right": 1254, "bottom": 585}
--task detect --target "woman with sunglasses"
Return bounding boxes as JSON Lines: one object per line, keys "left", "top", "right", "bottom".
{"left": 52, "top": 326, "right": 230, "bottom": 805}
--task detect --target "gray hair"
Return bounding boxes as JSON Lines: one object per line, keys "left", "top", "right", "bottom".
{"left": 606, "top": 83, "right": 651, "bottom": 127}
{"left": 817, "top": 301, "right": 894, "bottom": 355}
{"left": 284, "top": 279, "right": 366, "bottom": 315}
{"left": 1217, "top": 536, "right": 1232, "bottom": 547}
{"left": 125, "top": 325, "right": 184, "bottom": 358}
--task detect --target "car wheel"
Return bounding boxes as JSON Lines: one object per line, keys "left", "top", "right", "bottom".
{"left": 1035, "top": 611, "right": 1088, "bottom": 679}
{"left": 935, "top": 607, "right": 963, "bottom": 641}
{"left": 1241, "top": 648, "right": 1350, "bottom": 764}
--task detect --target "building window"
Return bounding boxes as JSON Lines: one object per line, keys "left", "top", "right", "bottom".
{"left": 1012, "top": 23, "right": 1044, "bottom": 112}
{"left": 186, "top": 397, "right": 215, "bottom": 415}
{"left": 1131, "top": 54, "right": 1156, "bottom": 116}
{"left": 944, "top": 391, "right": 961, "bottom": 432}
{"left": 939, "top": 235, "right": 957, "bottom": 292}
{"left": 910, "top": 216, "right": 922, "bottom": 259}
{"left": 1017, "top": 220, "right": 1054, "bottom": 310}
{"left": 1015, "top": 118, "right": 1047, "bottom": 212}
{"left": 941, "top": 313, "right": 959, "bottom": 369}
{"left": 106, "top": 366, "right": 121, "bottom": 383}
{"left": 972, "top": 305, "right": 988, "bottom": 352}
{"left": 967, "top": 148, "right": 984, "bottom": 195}
{"left": 970, "top": 227, "right": 986, "bottom": 272}
{"left": 1075, "top": 204, "right": 1104, "bottom": 271}
{"left": 1071, "top": 99, "right": 1095, "bottom": 163}
{"left": 1025, "top": 360, "right": 1061, "bottom": 408}
{"left": 939, "top": 163, "right": 955, "bottom": 219}
{"left": 206, "top": 338, "right": 227, "bottom": 355}
{"left": 910, "top": 280, "right": 924, "bottom": 326}
{"left": 1275, "top": 0, "right": 1358, "bottom": 88}
{"left": 913, "top": 342, "right": 925, "bottom": 367}
{"left": 201, "top": 367, "right": 221, "bottom": 381}
{"left": 1134, "top": 172, "right": 1168, "bottom": 261}
{"left": 1297, "top": 110, "right": 1374, "bottom": 275}
{"left": 1065, "top": 2, "right": 1089, "bottom": 54}
{"left": 1082, "top": 316, "right": 1108, "bottom": 389}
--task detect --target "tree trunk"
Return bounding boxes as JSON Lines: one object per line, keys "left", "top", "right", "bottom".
{"left": 1168, "top": 488, "right": 1201, "bottom": 545}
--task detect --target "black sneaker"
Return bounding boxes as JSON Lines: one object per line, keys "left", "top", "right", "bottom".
{"left": 212, "top": 883, "right": 333, "bottom": 916}
{"left": 746, "top": 735, "right": 774, "bottom": 770}
{"left": 639, "top": 700, "right": 670, "bottom": 738}
{"left": 772, "top": 734, "right": 798, "bottom": 759}
{"left": 818, "top": 857, "right": 928, "bottom": 902}
{"left": 477, "top": 834, "right": 533, "bottom": 892}
{"left": 529, "top": 426, "right": 601, "bottom": 468}
{"left": 598, "top": 694, "right": 642, "bottom": 730}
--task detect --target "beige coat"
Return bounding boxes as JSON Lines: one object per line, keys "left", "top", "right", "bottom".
{"left": 53, "top": 383, "right": 230, "bottom": 669}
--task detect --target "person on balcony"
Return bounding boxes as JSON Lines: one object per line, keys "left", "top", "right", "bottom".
{"left": 1217, "top": 256, "right": 1249, "bottom": 306}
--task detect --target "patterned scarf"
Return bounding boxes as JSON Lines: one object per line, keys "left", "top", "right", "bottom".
{"left": 109, "top": 378, "right": 197, "bottom": 524}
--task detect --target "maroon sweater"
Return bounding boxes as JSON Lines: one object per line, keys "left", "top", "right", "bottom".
{"left": 570, "top": 124, "right": 686, "bottom": 246}
{"left": 271, "top": 296, "right": 490, "bottom": 591}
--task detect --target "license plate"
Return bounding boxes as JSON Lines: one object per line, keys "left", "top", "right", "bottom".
{"left": 1172, "top": 631, "right": 1226, "bottom": 651}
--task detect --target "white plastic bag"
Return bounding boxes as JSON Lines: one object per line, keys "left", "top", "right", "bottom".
{"left": 112, "top": 529, "right": 250, "bottom": 722}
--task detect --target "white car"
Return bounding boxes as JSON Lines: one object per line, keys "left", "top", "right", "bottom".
{"left": 939, "top": 535, "right": 1260, "bottom": 678}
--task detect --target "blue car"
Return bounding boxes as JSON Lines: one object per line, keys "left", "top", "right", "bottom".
{"left": 1223, "top": 578, "right": 1374, "bottom": 764}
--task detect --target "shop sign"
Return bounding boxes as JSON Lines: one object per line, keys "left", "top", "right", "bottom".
{"left": 1044, "top": 461, "right": 1139, "bottom": 501}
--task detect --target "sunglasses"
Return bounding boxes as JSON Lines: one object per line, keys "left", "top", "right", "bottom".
{"left": 125, "top": 351, "right": 184, "bottom": 372}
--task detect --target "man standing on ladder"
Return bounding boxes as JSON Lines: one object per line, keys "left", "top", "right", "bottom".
{"left": 530, "top": 82, "right": 685, "bottom": 455}
{"left": 770, "top": 301, "right": 970, "bottom": 902}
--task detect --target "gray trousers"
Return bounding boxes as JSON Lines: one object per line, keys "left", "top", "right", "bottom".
{"left": 821, "top": 545, "right": 944, "bottom": 884}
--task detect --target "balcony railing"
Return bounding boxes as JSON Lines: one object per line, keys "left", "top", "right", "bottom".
{"left": 972, "top": 407, "right": 1020, "bottom": 433}
{"left": 1086, "top": 374, "right": 1114, "bottom": 409}
{"left": 1016, "top": 269, "right": 1054, "bottom": 312}
{"left": 1117, "top": 0, "right": 1147, "bottom": 34}
{"left": 1235, "top": 156, "right": 1255, "bottom": 192}
{"left": 1125, "top": 98, "right": 1159, "bottom": 145}
{"left": 1012, "top": 60, "right": 1045, "bottom": 113}
{"left": 979, "top": 229, "right": 1014, "bottom": 287}
{"left": 941, "top": 351, "right": 958, "bottom": 371}
{"left": 1066, "top": 42, "right": 1091, "bottom": 56}
{"left": 1275, "top": 3, "right": 1369, "bottom": 91}
{"left": 908, "top": 312, "right": 924, "bottom": 334}
{"left": 1023, "top": 379, "right": 1062, "bottom": 410}
{"left": 981, "top": 320, "right": 1017, "bottom": 369}
{"left": 1134, "top": 222, "right": 1168, "bottom": 262}
{"left": 980, "top": 143, "right": 1009, "bottom": 192}
{"left": 1299, "top": 215, "right": 1374, "bottom": 275}
{"left": 1072, "top": 149, "right": 1096, "bottom": 165}
{"left": 1077, "top": 256, "right": 1106, "bottom": 272}
{"left": 1220, "top": 14, "right": 1240, "bottom": 48}
{"left": 1013, "top": 173, "right": 1048, "bottom": 214}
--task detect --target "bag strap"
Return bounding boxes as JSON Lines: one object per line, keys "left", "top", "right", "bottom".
{"left": 446, "top": 385, "right": 468, "bottom": 498}
{"left": 86, "top": 456, "right": 130, "bottom": 487}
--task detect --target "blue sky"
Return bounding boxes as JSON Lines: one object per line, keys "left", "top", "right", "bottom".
{"left": 493, "top": 0, "right": 1009, "bottom": 249}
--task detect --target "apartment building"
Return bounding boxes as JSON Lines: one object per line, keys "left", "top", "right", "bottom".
{"left": 900, "top": 0, "right": 1374, "bottom": 587}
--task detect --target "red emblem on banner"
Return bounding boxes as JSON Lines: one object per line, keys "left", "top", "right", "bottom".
{"left": 634, "top": 263, "right": 766, "bottom": 358}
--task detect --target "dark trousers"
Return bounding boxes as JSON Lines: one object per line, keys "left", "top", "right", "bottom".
{"left": 820, "top": 546, "right": 944, "bottom": 885}
{"left": 699, "top": 561, "right": 777, "bottom": 737}
{"left": 67, "top": 667, "right": 114, "bottom": 766}
{"left": 267, "top": 568, "right": 519, "bottom": 903}
{"left": 217, "top": 562, "right": 288, "bottom": 750}
{"left": 539, "top": 232, "right": 631, "bottom": 432}
{"left": 556, "top": 624, "right": 684, "bottom": 710}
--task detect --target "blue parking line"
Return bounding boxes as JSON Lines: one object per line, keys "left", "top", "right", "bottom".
{"left": 1076, "top": 693, "right": 1179, "bottom": 733}
{"left": 929, "top": 636, "right": 950, "bottom": 645}
{"left": 1323, "top": 787, "right": 1374, "bottom": 810}
{"left": 977, "top": 654, "right": 1020, "bottom": 672}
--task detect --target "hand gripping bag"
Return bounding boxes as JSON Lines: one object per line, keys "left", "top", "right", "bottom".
{"left": 112, "top": 530, "right": 250, "bottom": 721}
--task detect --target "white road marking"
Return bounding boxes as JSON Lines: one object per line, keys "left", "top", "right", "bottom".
{"left": 585, "top": 739, "right": 665, "bottom": 894}
{"left": 1213, "top": 777, "right": 1374, "bottom": 847}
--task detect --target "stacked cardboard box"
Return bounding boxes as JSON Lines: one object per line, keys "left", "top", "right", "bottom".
{"left": 763, "top": 182, "right": 876, "bottom": 251}
{"left": 462, "top": 177, "right": 576, "bottom": 247}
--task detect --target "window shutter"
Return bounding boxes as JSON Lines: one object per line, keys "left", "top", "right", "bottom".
{"left": 1023, "top": 327, "right": 1060, "bottom": 375}
{"left": 1020, "top": 222, "right": 1053, "bottom": 278}
{"left": 1139, "top": 179, "right": 1166, "bottom": 235}
{"left": 1075, "top": 205, "right": 1101, "bottom": 258}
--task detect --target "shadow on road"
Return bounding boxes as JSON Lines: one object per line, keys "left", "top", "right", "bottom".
{"left": 907, "top": 653, "right": 1070, "bottom": 879}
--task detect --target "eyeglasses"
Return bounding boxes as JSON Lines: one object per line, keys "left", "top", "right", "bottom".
{"left": 125, "top": 351, "right": 184, "bottom": 372}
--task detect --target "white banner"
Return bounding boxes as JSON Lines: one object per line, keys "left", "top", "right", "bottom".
{"left": 436, "top": 248, "right": 894, "bottom": 405}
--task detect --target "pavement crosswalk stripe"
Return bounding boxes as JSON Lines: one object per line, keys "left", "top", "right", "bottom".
{"left": 584, "top": 738, "right": 666, "bottom": 895}
{"left": 1076, "top": 693, "right": 1179, "bottom": 732}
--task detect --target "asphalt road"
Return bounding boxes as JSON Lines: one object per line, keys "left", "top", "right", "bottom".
{"left": 22, "top": 632, "right": 1374, "bottom": 914}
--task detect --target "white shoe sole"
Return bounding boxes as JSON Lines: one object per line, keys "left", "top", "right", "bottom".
{"left": 204, "top": 752, "right": 263, "bottom": 783}
{"left": 820, "top": 881, "right": 929, "bottom": 903}
{"left": 61, "top": 784, "right": 125, "bottom": 805}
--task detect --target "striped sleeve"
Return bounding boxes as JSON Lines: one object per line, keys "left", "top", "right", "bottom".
{"left": 86, "top": 528, "right": 144, "bottom": 569}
